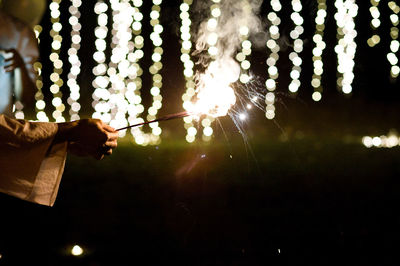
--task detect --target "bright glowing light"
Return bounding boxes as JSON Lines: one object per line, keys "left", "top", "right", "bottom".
{"left": 311, "top": 0, "right": 326, "bottom": 101}
{"left": 239, "top": 113, "right": 247, "bottom": 120}
{"left": 334, "top": 0, "right": 358, "bottom": 94}
{"left": 288, "top": 0, "right": 304, "bottom": 95}
{"left": 127, "top": 0, "right": 163, "bottom": 145}
{"left": 49, "top": 0, "right": 65, "bottom": 122}
{"left": 363, "top": 131, "right": 400, "bottom": 148}
{"left": 197, "top": 0, "right": 223, "bottom": 141}
{"left": 367, "top": 1, "right": 381, "bottom": 47}
{"left": 92, "top": 1, "right": 110, "bottom": 124}
{"left": 388, "top": 1, "right": 400, "bottom": 79}
{"left": 237, "top": 4, "right": 252, "bottom": 85}
{"left": 265, "top": 0, "right": 281, "bottom": 120}
{"left": 71, "top": 245, "right": 83, "bottom": 256}
{"left": 362, "top": 136, "right": 373, "bottom": 148}
{"left": 67, "top": 0, "right": 82, "bottom": 121}
{"left": 187, "top": 60, "right": 237, "bottom": 118}
{"left": 180, "top": 0, "right": 197, "bottom": 142}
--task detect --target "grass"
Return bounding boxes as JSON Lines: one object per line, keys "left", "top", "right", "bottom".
{"left": 1, "top": 136, "right": 400, "bottom": 265}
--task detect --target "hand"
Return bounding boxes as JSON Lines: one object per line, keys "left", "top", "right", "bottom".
{"left": 57, "top": 119, "right": 119, "bottom": 160}
{"left": 2, "top": 48, "right": 25, "bottom": 72}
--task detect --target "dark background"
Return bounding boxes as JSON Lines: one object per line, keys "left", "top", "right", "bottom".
{"left": 1, "top": 0, "right": 400, "bottom": 265}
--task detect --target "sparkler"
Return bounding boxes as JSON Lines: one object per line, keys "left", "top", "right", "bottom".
{"left": 117, "top": 72, "right": 238, "bottom": 131}
{"left": 116, "top": 111, "right": 191, "bottom": 131}
{"left": 118, "top": 0, "right": 264, "bottom": 137}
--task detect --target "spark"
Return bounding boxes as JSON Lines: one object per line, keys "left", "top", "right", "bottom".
{"left": 187, "top": 59, "right": 238, "bottom": 118}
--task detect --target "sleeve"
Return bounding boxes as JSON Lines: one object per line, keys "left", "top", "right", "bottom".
{"left": 0, "top": 115, "right": 68, "bottom": 206}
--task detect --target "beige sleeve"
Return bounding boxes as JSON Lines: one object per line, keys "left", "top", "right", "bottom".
{"left": 0, "top": 115, "right": 68, "bottom": 206}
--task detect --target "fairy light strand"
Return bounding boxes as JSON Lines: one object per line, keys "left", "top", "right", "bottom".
{"left": 334, "top": 0, "right": 358, "bottom": 94}
{"left": 145, "top": 0, "right": 163, "bottom": 144}
{"left": 127, "top": 0, "right": 146, "bottom": 143}
{"left": 388, "top": 1, "right": 400, "bottom": 79}
{"left": 288, "top": 0, "right": 304, "bottom": 94}
{"left": 179, "top": 0, "right": 197, "bottom": 143}
{"left": 237, "top": 1, "right": 252, "bottom": 85}
{"left": 103, "top": 0, "right": 133, "bottom": 137}
{"left": 311, "top": 0, "right": 327, "bottom": 102}
{"left": 200, "top": 0, "right": 222, "bottom": 142}
{"left": 265, "top": 0, "right": 282, "bottom": 120}
{"left": 67, "top": 0, "right": 82, "bottom": 121}
{"left": 33, "top": 25, "right": 49, "bottom": 122}
{"left": 367, "top": 0, "right": 381, "bottom": 47}
{"left": 92, "top": 1, "right": 110, "bottom": 123}
{"left": 362, "top": 131, "right": 400, "bottom": 148}
{"left": 130, "top": 0, "right": 163, "bottom": 146}
{"left": 49, "top": 0, "right": 66, "bottom": 122}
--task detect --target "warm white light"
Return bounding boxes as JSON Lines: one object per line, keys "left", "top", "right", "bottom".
{"left": 311, "top": 0, "right": 326, "bottom": 101}
{"left": 49, "top": 0, "right": 65, "bottom": 122}
{"left": 188, "top": 61, "right": 237, "bottom": 117}
{"left": 362, "top": 136, "right": 373, "bottom": 148}
{"left": 388, "top": 1, "right": 400, "bottom": 79}
{"left": 92, "top": 1, "right": 110, "bottom": 124}
{"left": 288, "top": 0, "right": 304, "bottom": 95}
{"left": 71, "top": 245, "right": 83, "bottom": 256}
{"left": 67, "top": 0, "right": 82, "bottom": 121}
{"left": 180, "top": 0, "right": 198, "bottom": 143}
{"left": 335, "top": 0, "right": 358, "bottom": 94}
{"left": 265, "top": 1, "right": 281, "bottom": 120}
{"left": 312, "top": 91, "right": 322, "bottom": 102}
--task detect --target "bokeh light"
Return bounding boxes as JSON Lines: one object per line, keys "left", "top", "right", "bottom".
{"left": 334, "top": 0, "right": 358, "bottom": 94}
{"left": 265, "top": 0, "right": 281, "bottom": 120}
{"left": 311, "top": 0, "right": 326, "bottom": 101}
{"left": 49, "top": 0, "right": 66, "bottom": 122}
{"left": 288, "top": 0, "right": 304, "bottom": 94}
{"left": 67, "top": 0, "right": 82, "bottom": 121}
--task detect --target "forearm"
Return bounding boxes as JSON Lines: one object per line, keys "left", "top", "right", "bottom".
{"left": 0, "top": 114, "right": 58, "bottom": 147}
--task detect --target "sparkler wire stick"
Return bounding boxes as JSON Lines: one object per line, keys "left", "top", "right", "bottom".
{"left": 116, "top": 111, "right": 191, "bottom": 131}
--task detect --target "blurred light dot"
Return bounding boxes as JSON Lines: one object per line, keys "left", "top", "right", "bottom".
{"left": 312, "top": 91, "right": 322, "bottom": 101}
{"left": 71, "top": 245, "right": 83, "bottom": 256}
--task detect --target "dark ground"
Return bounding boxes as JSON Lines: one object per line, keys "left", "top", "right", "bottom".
{"left": 1, "top": 122, "right": 400, "bottom": 265}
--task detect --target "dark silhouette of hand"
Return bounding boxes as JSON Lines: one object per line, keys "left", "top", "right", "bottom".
{"left": 2, "top": 48, "right": 25, "bottom": 72}
{"left": 57, "top": 119, "right": 119, "bottom": 160}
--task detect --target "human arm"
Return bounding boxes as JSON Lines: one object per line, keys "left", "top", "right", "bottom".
{"left": 55, "top": 119, "right": 119, "bottom": 160}
{"left": 0, "top": 115, "right": 118, "bottom": 206}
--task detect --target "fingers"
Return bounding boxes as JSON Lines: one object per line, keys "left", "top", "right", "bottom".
{"left": 105, "top": 140, "right": 117, "bottom": 149}
{"left": 107, "top": 131, "right": 119, "bottom": 142}
{"left": 3, "top": 52, "right": 23, "bottom": 72}
{"left": 4, "top": 63, "right": 17, "bottom": 72}
{"left": 103, "top": 123, "right": 116, "bottom": 133}
{"left": 4, "top": 48, "right": 16, "bottom": 53}
{"left": 70, "top": 118, "right": 119, "bottom": 160}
